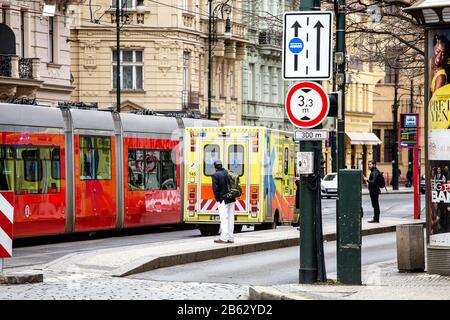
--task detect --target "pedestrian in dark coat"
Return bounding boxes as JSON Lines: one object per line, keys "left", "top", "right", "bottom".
{"left": 363, "top": 160, "right": 381, "bottom": 223}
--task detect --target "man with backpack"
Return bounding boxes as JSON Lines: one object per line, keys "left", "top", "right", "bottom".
{"left": 364, "top": 160, "right": 382, "bottom": 223}
{"left": 212, "top": 160, "right": 238, "bottom": 244}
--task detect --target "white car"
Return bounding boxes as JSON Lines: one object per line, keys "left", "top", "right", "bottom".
{"left": 321, "top": 173, "right": 338, "bottom": 198}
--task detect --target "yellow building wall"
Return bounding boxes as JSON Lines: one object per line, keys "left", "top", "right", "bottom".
{"left": 68, "top": 0, "right": 246, "bottom": 125}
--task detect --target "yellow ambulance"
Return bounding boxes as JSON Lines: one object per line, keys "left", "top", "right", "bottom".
{"left": 183, "top": 126, "right": 299, "bottom": 236}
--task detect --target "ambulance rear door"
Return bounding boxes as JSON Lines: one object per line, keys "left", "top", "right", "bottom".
{"left": 224, "top": 138, "right": 249, "bottom": 216}
{"left": 198, "top": 138, "right": 224, "bottom": 216}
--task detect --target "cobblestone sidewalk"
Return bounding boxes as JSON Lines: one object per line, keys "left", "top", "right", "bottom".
{"left": 0, "top": 271, "right": 250, "bottom": 300}
{"left": 250, "top": 261, "right": 450, "bottom": 300}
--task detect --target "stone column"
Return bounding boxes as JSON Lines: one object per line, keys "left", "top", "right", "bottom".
{"left": 31, "top": 58, "right": 40, "bottom": 80}
{"left": 10, "top": 56, "right": 19, "bottom": 78}
{"left": 345, "top": 141, "right": 352, "bottom": 169}
{"left": 354, "top": 144, "right": 364, "bottom": 169}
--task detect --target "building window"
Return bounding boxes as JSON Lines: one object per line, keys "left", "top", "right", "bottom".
{"left": 0, "top": 6, "right": 8, "bottom": 24}
{"left": 112, "top": 0, "right": 134, "bottom": 9}
{"left": 228, "top": 65, "right": 234, "bottom": 98}
{"left": 385, "top": 64, "right": 398, "bottom": 84}
{"left": 248, "top": 64, "right": 254, "bottom": 100}
{"left": 383, "top": 129, "right": 394, "bottom": 163}
{"left": 218, "top": 61, "right": 224, "bottom": 97}
{"left": 372, "top": 129, "right": 381, "bottom": 163}
{"left": 128, "top": 149, "right": 176, "bottom": 191}
{"left": 80, "top": 136, "right": 112, "bottom": 180}
{"left": 21, "top": 10, "right": 25, "bottom": 57}
{"left": 48, "top": 17, "right": 55, "bottom": 63}
{"left": 182, "top": 0, "right": 189, "bottom": 10}
{"left": 182, "top": 52, "right": 190, "bottom": 104}
{"left": 259, "top": 65, "right": 264, "bottom": 101}
{"left": 278, "top": 68, "right": 283, "bottom": 104}
{"left": 112, "top": 49, "right": 144, "bottom": 90}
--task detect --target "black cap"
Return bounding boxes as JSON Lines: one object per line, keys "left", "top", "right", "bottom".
{"left": 214, "top": 160, "right": 222, "bottom": 166}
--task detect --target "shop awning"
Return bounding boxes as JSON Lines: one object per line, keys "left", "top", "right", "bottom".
{"left": 346, "top": 132, "right": 382, "bottom": 145}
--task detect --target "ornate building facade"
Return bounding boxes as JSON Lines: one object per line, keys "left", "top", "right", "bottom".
{"left": 241, "top": 0, "right": 295, "bottom": 131}
{"left": 0, "top": 0, "right": 77, "bottom": 105}
{"left": 69, "top": 0, "right": 247, "bottom": 125}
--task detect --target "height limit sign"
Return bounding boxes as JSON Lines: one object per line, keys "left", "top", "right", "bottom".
{"left": 283, "top": 11, "right": 333, "bottom": 80}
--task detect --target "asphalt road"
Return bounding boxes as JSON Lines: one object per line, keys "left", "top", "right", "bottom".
{"left": 4, "top": 193, "right": 422, "bottom": 270}
{"left": 130, "top": 232, "right": 398, "bottom": 285}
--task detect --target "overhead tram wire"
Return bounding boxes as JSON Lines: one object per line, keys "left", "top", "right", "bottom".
{"left": 1, "top": 2, "right": 285, "bottom": 49}
{"left": 0, "top": 5, "right": 197, "bottom": 43}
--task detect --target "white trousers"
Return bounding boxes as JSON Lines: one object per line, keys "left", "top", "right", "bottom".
{"left": 218, "top": 200, "right": 235, "bottom": 242}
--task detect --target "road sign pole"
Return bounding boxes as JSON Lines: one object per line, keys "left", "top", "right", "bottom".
{"left": 414, "top": 146, "right": 420, "bottom": 219}
{"left": 298, "top": 0, "right": 326, "bottom": 284}
{"left": 0, "top": 258, "right": 3, "bottom": 274}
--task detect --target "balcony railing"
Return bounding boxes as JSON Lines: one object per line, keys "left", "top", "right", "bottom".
{"left": 181, "top": 90, "right": 200, "bottom": 111}
{"left": 0, "top": 55, "right": 38, "bottom": 80}
{"left": 19, "top": 58, "right": 33, "bottom": 79}
{"left": 0, "top": 55, "right": 12, "bottom": 77}
{"left": 258, "top": 30, "right": 282, "bottom": 47}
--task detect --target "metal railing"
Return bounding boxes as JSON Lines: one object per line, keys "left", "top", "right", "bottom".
{"left": 0, "top": 55, "right": 34, "bottom": 79}
{"left": 0, "top": 55, "right": 12, "bottom": 77}
{"left": 19, "top": 58, "right": 33, "bottom": 79}
{"left": 181, "top": 90, "right": 200, "bottom": 111}
{"left": 258, "top": 30, "right": 282, "bottom": 47}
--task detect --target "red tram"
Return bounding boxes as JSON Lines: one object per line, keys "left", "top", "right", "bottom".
{"left": 0, "top": 103, "right": 216, "bottom": 238}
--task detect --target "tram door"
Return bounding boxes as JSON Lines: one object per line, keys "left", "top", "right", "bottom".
{"left": 74, "top": 135, "right": 116, "bottom": 231}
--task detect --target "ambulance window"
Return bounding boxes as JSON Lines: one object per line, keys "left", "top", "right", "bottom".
{"left": 284, "top": 147, "right": 289, "bottom": 175}
{"left": 204, "top": 144, "right": 220, "bottom": 176}
{"left": 228, "top": 144, "right": 244, "bottom": 177}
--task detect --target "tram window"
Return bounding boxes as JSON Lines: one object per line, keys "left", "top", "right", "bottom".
{"left": 21, "top": 149, "right": 42, "bottom": 182}
{"left": 128, "top": 149, "right": 144, "bottom": 191}
{"left": 204, "top": 144, "right": 220, "bottom": 176}
{"left": 14, "top": 147, "right": 61, "bottom": 194}
{"left": 128, "top": 149, "right": 176, "bottom": 191}
{"left": 80, "top": 136, "right": 112, "bottom": 180}
{"left": 160, "top": 150, "right": 176, "bottom": 190}
{"left": 144, "top": 150, "right": 160, "bottom": 190}
{"left": 0, "top": 146, "right": 14, "bottom": 191}
{"left": 228, "top": 144, "right": 244, "bottom": 177}
{"left": 284, "top": 147, "right": 289, "bottom": 175}
{"left": 51, "top": 149, "right": 60, "bottom": 180}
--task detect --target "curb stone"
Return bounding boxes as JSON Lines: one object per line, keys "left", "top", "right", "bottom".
{"left": 249, "top": 286, "right": 311, "bottom": 300}
{"left": 112, "top": 223, "right": 425, "bottom": 277}
{"left": 0, "top": 271, "right": 43, "bottom": 285}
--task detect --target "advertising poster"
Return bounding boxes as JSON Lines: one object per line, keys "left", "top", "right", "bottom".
{"left": 428, "top": 29, "right": 450, "bottom": 246}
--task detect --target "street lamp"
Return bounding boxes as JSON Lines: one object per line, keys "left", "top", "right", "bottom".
{"left": 136, "top": 0, "right": 145, "bottom": 14}
{"left": 207, "top": 0, "right": 232, "bottom": 120}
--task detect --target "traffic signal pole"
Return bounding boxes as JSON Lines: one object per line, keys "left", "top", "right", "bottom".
{"left": 336, "top": 0, "right": 346, "bottom": 171}
{"left": 299, "top": 0, "right": 326, "bottom": 284}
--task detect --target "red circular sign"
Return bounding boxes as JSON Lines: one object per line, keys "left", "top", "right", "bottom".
{"left": 285, "top": 82, "right": 329, "bottom": 129}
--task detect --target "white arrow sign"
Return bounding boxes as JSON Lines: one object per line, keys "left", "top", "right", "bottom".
{"left": 283, "top": 11, "right": 333, "bottom": 80}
